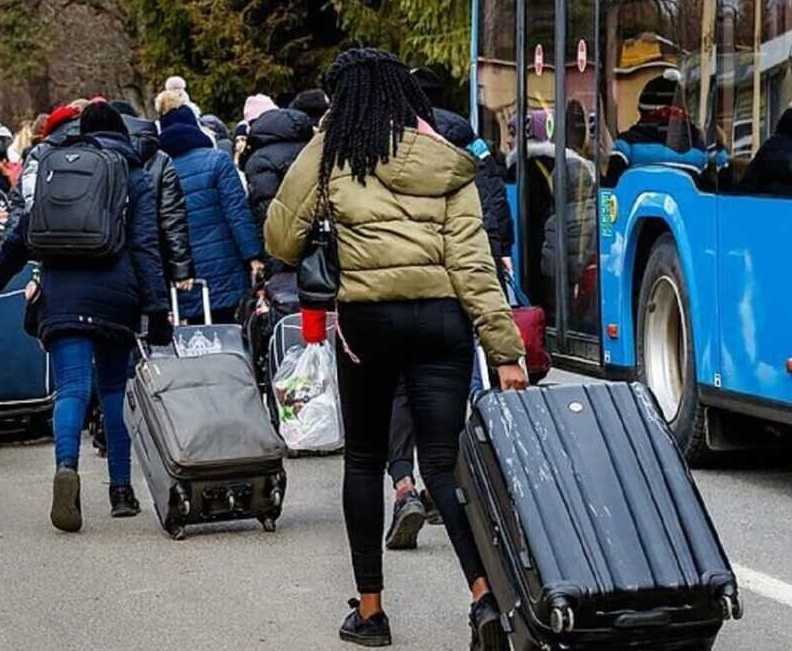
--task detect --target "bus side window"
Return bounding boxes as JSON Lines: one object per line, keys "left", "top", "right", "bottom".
{"left": 717, "top": 1, "right": 792, "bottom": 198}
{"left": 600, "top": 2, "right": 713, "bottom": 189}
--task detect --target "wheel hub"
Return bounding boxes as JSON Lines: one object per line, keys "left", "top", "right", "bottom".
{"left": 643, "top": 275, "right": 688, "bottom": 422}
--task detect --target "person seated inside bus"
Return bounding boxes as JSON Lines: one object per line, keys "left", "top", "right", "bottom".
{"left": 737, "top": 106, "right": 792, "bottom": 197}
{"left": 603, "top": 72, "right": 708, "bottom": 187}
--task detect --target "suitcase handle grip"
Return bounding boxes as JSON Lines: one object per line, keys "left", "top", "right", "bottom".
{"left": 170, "top": 279, "right": 212, "bottom": 326}
{"left": 614, "top": 610, "right": 672, "bottom": 629}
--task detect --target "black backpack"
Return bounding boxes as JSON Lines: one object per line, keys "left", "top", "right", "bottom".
{"left": 27, "top": 138, "right": 129, "bottom": 261}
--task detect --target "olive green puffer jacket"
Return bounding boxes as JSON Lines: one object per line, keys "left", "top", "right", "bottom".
{"left": 265, "top": 127, "right": 525, "bottom": 365}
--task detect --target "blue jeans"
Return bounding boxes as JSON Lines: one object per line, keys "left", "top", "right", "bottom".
{"left": 50, "top": 336, "right": 132, "bottom": 486}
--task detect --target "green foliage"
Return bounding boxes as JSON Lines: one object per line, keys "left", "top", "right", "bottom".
{"left": 0, "top": 0, "right": 49, "bottom": 80}
{"left": 133, "top": 0, "right": 345, "bottom": 119}
{"left": 332, "top": 0, "right": 471, "bottom": 81}
{"left": 0, "top": 0, "right": 472, "bottom": 120}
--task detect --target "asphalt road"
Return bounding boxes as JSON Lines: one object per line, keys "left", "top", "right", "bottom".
{"left": 2, "top": 370, "right": 792, "bottom": 650}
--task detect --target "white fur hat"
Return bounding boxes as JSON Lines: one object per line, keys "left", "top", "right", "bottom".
{"left": 165, "top": 76, "right": 188, "bottom": 92}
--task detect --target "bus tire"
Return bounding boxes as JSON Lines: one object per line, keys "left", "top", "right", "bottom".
{"left": 636, "top": 234, "right": 712, "bottom": 466}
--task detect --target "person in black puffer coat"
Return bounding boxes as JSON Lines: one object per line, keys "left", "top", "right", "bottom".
{"left": 123, "top": 115, "right": 194, "bottom": 285}
{"left": 241, "top": 108, "right": 314, "bottom": 276}
{"left": 0, "top": 101, "right": 171, "bottom": 533}
{"left": 433, "top": 108, "right": 514, "bottom": 283}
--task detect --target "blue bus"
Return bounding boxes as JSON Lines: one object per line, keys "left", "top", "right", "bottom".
{"left": 472, "top": 0, "right": 792, "bottom": 463}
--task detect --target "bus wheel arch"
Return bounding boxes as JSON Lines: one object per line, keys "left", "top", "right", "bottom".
{"left": 634, "top": 231, "right": 713, "bottom": 465}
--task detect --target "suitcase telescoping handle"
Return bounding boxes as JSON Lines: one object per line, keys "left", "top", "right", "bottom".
{"left": 170, "top": 279, "right": 212, "bottom": 326}
{"left": 476, "top": 345, "right": 493, "bottom": 392}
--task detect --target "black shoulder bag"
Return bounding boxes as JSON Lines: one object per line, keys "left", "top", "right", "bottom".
{"left": 297, "top": 188, "right": 340, "bottom": 310}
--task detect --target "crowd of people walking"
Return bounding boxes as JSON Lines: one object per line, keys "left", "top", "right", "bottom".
{"left": 0, "top": 49, "right": 523, "bottom": 649}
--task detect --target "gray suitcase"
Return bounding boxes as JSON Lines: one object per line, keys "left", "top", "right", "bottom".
{"left": 125, "top": 317, "right": 286, "bottom": 540}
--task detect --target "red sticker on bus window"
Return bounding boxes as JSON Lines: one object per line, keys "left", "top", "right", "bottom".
{"left": 535, "top": 44, "right": 544, "bottom": 77}
{"left": 577, "top": 39, "right": 587, "bottom": 73}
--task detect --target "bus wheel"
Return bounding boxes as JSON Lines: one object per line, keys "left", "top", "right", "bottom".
{"left": 636, "top": 234, "right": 711, "bottom": 466}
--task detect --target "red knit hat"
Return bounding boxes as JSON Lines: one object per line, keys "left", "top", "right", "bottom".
{"left": 42, "top": 105, "right": 82, "bottom": 138}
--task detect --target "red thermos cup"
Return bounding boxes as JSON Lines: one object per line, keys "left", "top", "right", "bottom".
{"left": 301, "top": 307, "right": 327, "bottom": 343}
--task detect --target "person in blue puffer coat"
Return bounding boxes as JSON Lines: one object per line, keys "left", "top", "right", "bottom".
{"left": 0, "top": 101, "right": 171, "bottom": 533}
{"left": 159, "top": 105, "right": 264, "bottom": 323}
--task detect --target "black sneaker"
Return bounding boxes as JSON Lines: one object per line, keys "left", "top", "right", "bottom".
{"left": 51, "top": 465, "right": 82, "bottom": 533}
{"left": 339, "top": 598, "right": 392, "bottom": 647}
{"left": 91, "top": 419, "right": 107, "bottom": 458}
{"left": 420, "top": 489, "right": 443, "bottom": 526}
{"left": 385, "top": 489, "right": 426, "bottom": 550}
{"left": 109, "top": 485, "right": 141, "bottom": 518}
{"left": 469, "top": 593, "right": 509, "bottom": 651}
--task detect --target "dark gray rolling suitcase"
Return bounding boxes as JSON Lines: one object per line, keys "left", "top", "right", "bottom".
{"left": 125, "top": 281, "right": 286, "bottom": 540}
{"left": 457, "top": 361, "right": 742, "bottom": 650}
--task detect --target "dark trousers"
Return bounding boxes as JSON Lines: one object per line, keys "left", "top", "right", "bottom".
{"left": 388, "top": 379, "right": 415, "bottom": 486}
{"left": 337, "top": 299, "right": 484, "bottom": 594}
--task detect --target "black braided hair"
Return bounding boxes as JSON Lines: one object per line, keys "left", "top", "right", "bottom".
{"left": 318, "top": 48, "right": 435, "bottom": 207}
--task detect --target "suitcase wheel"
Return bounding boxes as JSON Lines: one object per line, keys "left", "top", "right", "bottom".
{"left": 169, "top": 525, "right": 187, "bottom": 541}
{"left": 550, "top": 605, "right": 575, "bottom": 634}
{"left": 271, "top": 488, "right": 283, "bottom": 509}
{"left": 720, "top": 594, "right": 743, "bottom": 621}
{"left": 165, "top": 518, "right": 187, "bottom": 541}
{"left": 174, "top": 485, "right": 191, "bottom": 517}
{"left": 258, "top": 516, "right": 277, "bottom": 532}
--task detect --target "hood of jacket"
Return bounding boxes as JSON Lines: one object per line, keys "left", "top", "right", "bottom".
{"left": 433, "top": 109, "right": 476, "bottom": 149}
{"left": 248, "top": 109, "right": 314, "bottom": 151}
{"left": 371, "top": 128, "right": 477, "bottom": 198}
{"left": 123, "top": 116, "right": 160, "bottom": 163}
{"left": 45, "top": 118, "right": 81, "bottom": 146}
{"left": 89, "top": 132, "right": 143, "bottom": 168}
{"left": 159, "top": 123, "right": 213, "bottom": 159}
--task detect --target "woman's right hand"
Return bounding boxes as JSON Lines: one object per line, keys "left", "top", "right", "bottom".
{"left": 497, "top": 363, "right": 529, "bottom": 391}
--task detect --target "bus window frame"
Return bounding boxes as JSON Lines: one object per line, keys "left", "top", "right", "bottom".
{"left": 516, "top": 0, "right": 604, "bottom": 364}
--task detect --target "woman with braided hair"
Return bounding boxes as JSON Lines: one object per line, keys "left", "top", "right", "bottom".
{"left": 266, "top": 48, "right": 526, "bottom": 649}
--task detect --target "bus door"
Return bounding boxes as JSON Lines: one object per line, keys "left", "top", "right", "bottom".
{"left": 714, "top": 2, "right": 792, "bottom": 406}
{"left": 521, "top": 0, "right": 600, "bottom": 364}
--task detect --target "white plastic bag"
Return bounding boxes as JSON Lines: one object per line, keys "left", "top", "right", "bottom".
{"left": 272, "top": 341, "right": 344, "bottom": 452}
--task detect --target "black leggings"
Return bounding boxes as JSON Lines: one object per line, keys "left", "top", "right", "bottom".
{"left": 337, "top": 299, "right": 485, "bottom": 594}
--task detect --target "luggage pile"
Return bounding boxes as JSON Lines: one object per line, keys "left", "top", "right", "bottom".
{"left": 457, "top": 351, "right": 742, "bottom": 650}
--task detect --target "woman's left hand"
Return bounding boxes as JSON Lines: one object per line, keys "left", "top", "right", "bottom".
{"left": 497, "top": 363, "right": 529, "bottom": 391}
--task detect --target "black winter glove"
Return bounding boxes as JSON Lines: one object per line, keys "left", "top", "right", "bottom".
{"left": 147, "top": 311, "right": 174, "bottom": 347}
